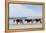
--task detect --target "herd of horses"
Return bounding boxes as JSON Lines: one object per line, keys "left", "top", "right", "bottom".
{"left": 12, "top": 18, "right": 41, "bottom": 24}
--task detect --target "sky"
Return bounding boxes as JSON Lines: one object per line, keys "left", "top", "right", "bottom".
{"left": 9, "top": 4, "right": 42, "bottom": 18}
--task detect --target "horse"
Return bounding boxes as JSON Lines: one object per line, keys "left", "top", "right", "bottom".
{"left": 35, "top": 19, "right": 41, "bottom": 23}
{"left": 16, "top": 19, "right": 23, "bottom": 24}
{"left": 25, "top": 19, "right": 33, "bottom": 23}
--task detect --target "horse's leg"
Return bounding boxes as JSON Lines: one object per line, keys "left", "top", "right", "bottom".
{"left": 27, "top": 21, "right": 28, "bottom": 23}
{"left": 21, "top": 21, "right": 23, "bottom": 24}
{"left": 22, "top": 21, "right": 23, "bottom": 24}
{"left": 27, "top": 20, "right": 29, "bottom": 23}
{"left": 30, "top": 21, "right": 32, "bottom": 24}
{"left": 40, "top": 20, "right": 41, "bottom": 23}
{"left": 13, "top": 19, "right": 15, "bottom": 23}
{"left": 31, "top": 20, "right": 33, "bottom": 24}
{"left": 16, "top": 22, "right": 18, "bottom": 24}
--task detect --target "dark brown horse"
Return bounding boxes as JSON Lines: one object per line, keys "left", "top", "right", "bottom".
{"left": 25, "top": 19, "right": 33, "bottom": 23}
{"left": 16, "top": 19, "right": 23, "bottom": 24}
{"left": 35, "top": 19, "right": 41, "bottom": 23}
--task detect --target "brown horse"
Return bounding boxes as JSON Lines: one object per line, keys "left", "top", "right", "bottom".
{"left": 16, "top": 19, "right": 23, "bottom": 24}
{"left": 25, "top": 19, "right": 33, "bottom": 23}
{"left": 35, "top": 19, "right": 41, "bottom": 23}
